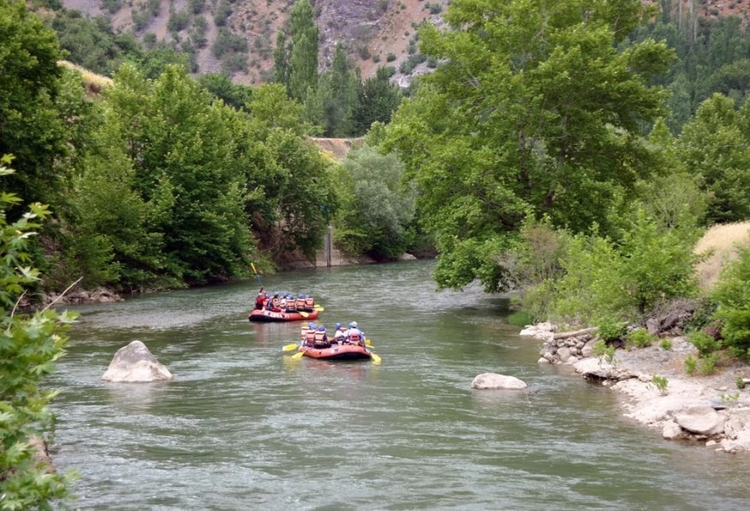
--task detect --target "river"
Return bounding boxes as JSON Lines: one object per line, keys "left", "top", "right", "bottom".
{"left": 49, "top": 260, "right": 750, "bottom": 510}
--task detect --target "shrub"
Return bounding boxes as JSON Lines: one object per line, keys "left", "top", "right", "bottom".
{"left": 0, "top": 161, "right": 78, "bottom": 507}
{"left": 685, "top": 355, "right": 697, "bottom": 374}
{"left": 687, "top": 330, "right": 720, "bottom": 357}
{"left": 627, "top": 328, "right": 655, "bottom": 348}
{"left": 386, "top": 52, "right": 396, "bottom": 62}
{"left": 167, "top": 8, "right": 190, "bottom": 33}
{"left": 651, "top": 375, "right": 669, "bottom": 395}
{"left": 711, "top": 246, "right": 750, "bottom": 360}
{"left": 659, "top": 338, "right": 673, "bottom": 350}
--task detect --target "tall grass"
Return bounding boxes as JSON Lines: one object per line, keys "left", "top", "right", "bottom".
{"left": 695, "top": 221, "right": 750, "bottom": 290}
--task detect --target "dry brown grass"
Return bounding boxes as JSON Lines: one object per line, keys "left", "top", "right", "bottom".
{"left": 58, "top": 60, "right": 114, "bottom": 94}
{"left": 695, "top": 221, "right": 750, "bottom": 290}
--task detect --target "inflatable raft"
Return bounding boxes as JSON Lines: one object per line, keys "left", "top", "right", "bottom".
{"left": 248, "top": 309, "right": 319, "bottom": 322}
{"left": 298, "top": 343, "right": 373, "bottom": 361}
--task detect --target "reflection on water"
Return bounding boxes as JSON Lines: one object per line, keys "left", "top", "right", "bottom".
{"left": 49, "top": 261, "right": 750, "bottom": 510}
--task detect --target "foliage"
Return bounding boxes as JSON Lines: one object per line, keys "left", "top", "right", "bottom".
{"left": 650, "top": 375, "right": 669, "bottom": 395}
{"left": 286, "top": 0, "right": 318, "bottom": 102}
{"left": 677, "top": 94, "right": 750, "bottom": 224}
{"left": 711, "top": 245, "right": 750, "bottom": 360}
{"left": 659, "top": 338, "right": 672, "bottom": 350}
{"left": 69, "top": 64, "right": 255, "bottom": 289}
{"left": 0, "top": 0, "right": 66, "bottom": 210}
{"left": 627, "top": 328, "right": 656, "bottom": 348}
{"left": 198, "top": 73, "right": 252, "bottom": 111}
{"left": 550, "top": 212, "right": 700, "bottom": 326}
{"left": 353, "top": 66, "right": 403, "bottom": 136}
{"left": 687, "top": 330, "right": 721, "bottom": 357}
{"left": 333, "top": 146, "right": 416, "bottom": 260}
{"left": 684, "top": 354, "right": 697, "bottom": 375}
{"left": 384, "top": 0, "right": 674, "bottom": 292}
{"left": 0, "top": 160, "right": 76, "bottom": 509}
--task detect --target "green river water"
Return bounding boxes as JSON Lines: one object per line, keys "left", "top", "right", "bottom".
{"left": 49, "top": 260, "right": 750, "bottom": 510}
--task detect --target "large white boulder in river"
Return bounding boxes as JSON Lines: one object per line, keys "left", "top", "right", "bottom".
{"left": 102, "top": 340, "right": 174, "bottom": 383}
{"left": 471, "top": 373, "right": 527, "bottom": 390}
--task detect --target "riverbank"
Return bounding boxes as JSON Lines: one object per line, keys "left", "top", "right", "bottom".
{"left": 521, "top": 323, "right": 750, "bottom": 454}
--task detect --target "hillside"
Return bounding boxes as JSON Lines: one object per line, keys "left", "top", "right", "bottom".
{"left": 58, "top": 0, "right": 448, "bottom": 85}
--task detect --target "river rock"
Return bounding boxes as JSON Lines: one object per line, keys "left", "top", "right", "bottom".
{"left": 471, "top": 373, "right": 527, "bottom": 390}
{"left": 662, "top": 420, "right": 684, "bottom": 440}
{"left": 674, "top": 405, "right": 725, "bottom": 436}
{"left": 102, "top": 340, "right": 174, "bottom": 383}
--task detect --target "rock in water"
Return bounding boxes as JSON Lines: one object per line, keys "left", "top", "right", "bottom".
{"left": 471, "top": 373, "right": 527, "bottom": 390}
{"left": 102, "top": 340, "right": 174, "bottom": 383}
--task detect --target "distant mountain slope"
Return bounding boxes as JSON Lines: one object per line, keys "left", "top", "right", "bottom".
{"left": 57, "top": 0, "right": 448, "bottom": 85}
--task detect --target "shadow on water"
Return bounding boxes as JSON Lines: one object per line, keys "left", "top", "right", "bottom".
{"left": 49, "top": 260, "right": 750, "bottom": 510}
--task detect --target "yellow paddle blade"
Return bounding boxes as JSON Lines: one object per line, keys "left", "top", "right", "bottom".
{"left": 299, "top": 311, "right": 309, "bottom": 318}
{"left": 370, "top": 352, "right": 381, "bottom": 365}
{"left": 313, "top": 305, "right": 324, "bottom": 311}
{"left": 291, "top": 351, "right": 305, "bottom": 360}
{"left": 282, "top": 343, "right": 300, "bottom": 351}
{"left": 365, "top": 338, "right": 374, "bottom": 348}
{"left": 251, "top": 262, "right": 257, "bottom": 274}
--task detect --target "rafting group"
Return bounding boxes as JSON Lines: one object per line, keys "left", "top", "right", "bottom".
{"left": 255, "top": 289, "right": 317, "bottom": 313}
{"left": 246, "top": 265, "right": 380, "bottom": 362}
{"left": 287, "top": 320, "right": 380, "bottom": 363}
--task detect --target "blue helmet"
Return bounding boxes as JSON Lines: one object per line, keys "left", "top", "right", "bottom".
{"left": 306, "top": 295, "right": 311, "bottom": 298}
{"left": 298, "top": 294, "right": 304, "bottom": 298}
{"left": 335, "top": 323, "right": 342, "bottom": 329}
{"left": 308, "top": 321, "right": 316, "bottom": 329}
{"left": 318, "top": 325, "right": 326, "bottom": 331}
{"left": 274, "top": 291, "right": 279, "bottom": 296}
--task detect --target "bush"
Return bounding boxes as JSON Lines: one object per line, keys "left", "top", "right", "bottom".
{"left": 712, "top": 246, "right": 750, "bottom": 360}
{"left": 687, "top": 330, "right": 720, "bottom": 357}
{"left": 0, "top": 161, "right": 77, "bottom": 508}
{"left": 627, "top": 328, "right": 655, "bottom": 348}
{"left": 386, "top": 52, "right": 396, "bottom": 62}
{"left": 167, "top": 8, "right": 190, "bottom": 33}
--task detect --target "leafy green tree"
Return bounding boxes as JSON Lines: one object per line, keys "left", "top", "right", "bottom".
{"left": 242, "top": 84, "right": 337, "bottom": 259}
{"left": 78, "top": 64, "right": 253, "bottom": 287}
{"left": 677, "top": 93, "right": 750, "bottom": 224}
{"left": 287, "top": 0, "right": 319, "bottom": 102}
{"left": 0, "top": 159, "right": 76, "bottom": 509}
{"left": 385, "top": 0, "right": 674, "bottom": 292}
{"left": 197, "top": 73, "right": 253, "bottom": 111}
{"left": 0, "top": 0, "right": 66, "bottom": 209}
{"left": 273, "top": 29, "right": 289, "bottom": 86}
{"left": 353, "top": 66, "right": 403, "bottom": 136}
{"left": 333, "top": 146, "right": 416, "bottom": 259}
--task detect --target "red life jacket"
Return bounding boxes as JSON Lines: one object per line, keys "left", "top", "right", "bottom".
{"left": 313, "top": 330, "right": 327, "bottom": 346}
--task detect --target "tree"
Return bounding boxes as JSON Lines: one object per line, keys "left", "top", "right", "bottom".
{"left": 333, "top": 146, "right": 416, "bottom": 259}
{"left": 0, "top": 159, "right": 76, "bottom": 509}
{"left": 287, "top": 0, "right": 319, "bottom": 102}
{"left": 0, "top": 0, "right": 66, "bottom": 209}
{"left": 75, "top": 64, "right": 254, "bottom": 288}
{"left": 677, "top": 93, "right": 750, "bottom": 224}
{"left": 353, "top": 66, "right": 403, "bottom": 136}
{"left": 384, "top": 0, "right": 674, "bottom": 291}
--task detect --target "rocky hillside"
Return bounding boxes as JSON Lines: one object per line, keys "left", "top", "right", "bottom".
{"left": 59, "top": 0, "right": 448, "bottom": 85}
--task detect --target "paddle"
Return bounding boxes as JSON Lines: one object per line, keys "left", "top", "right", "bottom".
{"left": 291, "top": 351, "right": 305, "bottom": 360}
{"left": 299, "top": 311, "right": 309, "bottom": 318}
{"left": 250, "top": 262, "right": 263, "bottom": 289}
{"left": 370, "top": 352, "right": 382, "bottom": 365}
{"left": 282, "top": 343, "right": 300, "bottom": 351}
{"left": 313, "top": 305, "right": 324, "bottom": 312}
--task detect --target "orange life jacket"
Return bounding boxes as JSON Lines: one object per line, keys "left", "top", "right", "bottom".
{"left": 313, "top": 330, "right": 327, "bottom": 346}
{"left": 305, "top": 297, "right": 315, "bottom": 308}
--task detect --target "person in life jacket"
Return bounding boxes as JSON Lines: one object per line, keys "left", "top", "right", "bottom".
{"left": 345, "top": 321, "right": 365, "bottom": 347}
{"left": 254, "top": 288, "right": 265, "bottom": 310}
{"left": 285, "top": 294, "right": 297, "bottom": 312}
{"left": 295, "top": 294, "right": 306, "bottom": 311}
{"left": 313, "top": 325, "right": 329, "bottom": 348}
{"left": 270, "top": 292, "right": 282, "bottom": 312}
{"left": 264, "top": 293, "right": 272, "bottom": 310}
{"left": 304, "top": 295, "right": 315, "bottom": 311}
{"left": 303, "top": 322, "right": 317, "bottom": 346}
{"left": 333, "top": 322, "right": 346, "bottom": 344}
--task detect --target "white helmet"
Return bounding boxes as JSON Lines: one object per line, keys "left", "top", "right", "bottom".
{"left": 350, "top": 321, "right": 358, "bottom": 328}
